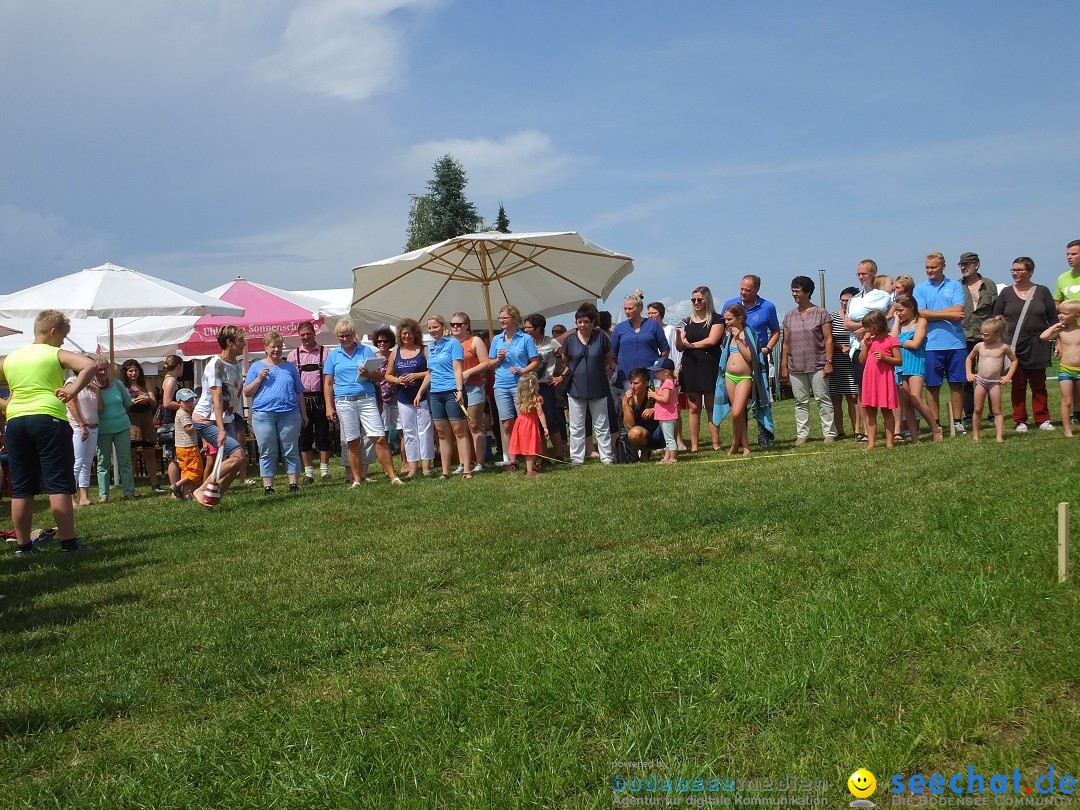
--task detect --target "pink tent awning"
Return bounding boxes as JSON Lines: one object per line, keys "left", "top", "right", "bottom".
{"left": 177, "top": 279, "right": 327, "bottom": 356}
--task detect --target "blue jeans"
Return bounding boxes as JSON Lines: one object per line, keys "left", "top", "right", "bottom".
{"left": 251, "top": 410, "right": 302, "bottom": 477}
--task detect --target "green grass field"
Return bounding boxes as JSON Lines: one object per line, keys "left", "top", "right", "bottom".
{"left": 2, "top": 391, "right": 1079, "bottom": 809}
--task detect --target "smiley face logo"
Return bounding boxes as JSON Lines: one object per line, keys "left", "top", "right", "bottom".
{"left": 848, "top": 769, "right": 877, "bottom": 799}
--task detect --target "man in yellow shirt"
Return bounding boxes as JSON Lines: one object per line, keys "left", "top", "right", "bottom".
{"left": 0, "top": 310, "right": 96, "bottom": 557}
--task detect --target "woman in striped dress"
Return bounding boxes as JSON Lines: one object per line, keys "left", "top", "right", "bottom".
{"left": 828, "top": 287, "right": 861, "bottom": 440}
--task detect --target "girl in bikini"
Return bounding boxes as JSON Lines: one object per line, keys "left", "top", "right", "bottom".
{"left": 722, "top": 304, "right": 754, "bottom": 457}
{"left": 965, "top": 316, "right": 1016, "bottom": 443}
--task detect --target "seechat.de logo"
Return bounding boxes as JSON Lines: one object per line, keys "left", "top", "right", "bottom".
{"left": 891, "top": 767, "right": 1076, "bottom": 798}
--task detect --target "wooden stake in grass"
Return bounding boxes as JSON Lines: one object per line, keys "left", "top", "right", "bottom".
{"left": 1059, "top": 502, "right": 1070, "bottom": 583}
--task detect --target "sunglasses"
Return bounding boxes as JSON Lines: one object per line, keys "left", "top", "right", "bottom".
{"left": 375, "top": 339, "right": 389, "bottom": 345}
{"left": 690, "top": 298, "right": 705, "bottom": 304}
{"left": 449, "top": 322, "right": 466, "bottom": 328}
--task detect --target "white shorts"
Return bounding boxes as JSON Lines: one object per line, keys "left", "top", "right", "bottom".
{"left": 336, "top": 396, "right": 385, "bottom": 443}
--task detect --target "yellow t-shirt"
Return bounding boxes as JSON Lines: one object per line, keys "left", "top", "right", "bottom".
{"left": 3, "top": 343, "right": 66, "bottom": 420}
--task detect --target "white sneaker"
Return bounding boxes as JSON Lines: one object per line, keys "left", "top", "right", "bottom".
{"left": 472, "top": 463, "right": 484, "bottom": 473}
{"left": 453, "top": 464, "right": 464, "bottom": 475}
{"left": 1015, "top": 423, "right": 1029, "bottom": 433}
{"left": 952, "top": 421, "right": 966, "bottom": 435}
{"left": 1039, "top": 421, "right": 1056, "bottom": 431}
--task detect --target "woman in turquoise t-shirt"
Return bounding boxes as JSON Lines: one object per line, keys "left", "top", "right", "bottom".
{"left": 93, "top": 357, "right": 136, "bottom": 501}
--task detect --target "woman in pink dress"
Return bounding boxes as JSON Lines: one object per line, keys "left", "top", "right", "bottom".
{"left": 858, "top": 310, "right": 901, "bottom": 449}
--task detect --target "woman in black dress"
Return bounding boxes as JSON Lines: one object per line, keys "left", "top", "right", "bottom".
{"left": 674, "top": 286, "right": 725, "bottom": 450}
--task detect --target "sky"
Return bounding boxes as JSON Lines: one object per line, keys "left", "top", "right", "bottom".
{"left": 2, "top": 0, "right": 1079, "bottom": 329}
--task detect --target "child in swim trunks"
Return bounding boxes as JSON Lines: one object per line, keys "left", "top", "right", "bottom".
{"left": 965, "top": 316, "right": 1016, "bottom": 443}
{"left": 1040, "top": 299, "right": 1080, "bottom": 438}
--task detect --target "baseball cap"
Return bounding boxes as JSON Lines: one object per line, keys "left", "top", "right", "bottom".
{"left": 648, "top": 357, "right": 675, "bottom": 373}
{"left": 176, "top": 388, "right": 197, "bottom": 402}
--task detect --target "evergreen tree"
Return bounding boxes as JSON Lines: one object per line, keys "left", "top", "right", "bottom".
{"left": 493, "top": 202, "right": 510, "bottom": 233}
{"left": 404, "top": 154, "right": 483, "bottom": 251}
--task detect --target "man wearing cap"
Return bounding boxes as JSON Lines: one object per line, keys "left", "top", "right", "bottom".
{"left": 959, "top": 252, "right": 997, "bottom": 423}
{"left": 722, "top": 275, "right": 779, "bottom": 446}
{"left": 1054, "top": 240, "right": 1080, "bottom": 423}
{"left": 914, "top": 252, "right": 967, "bottom": 434}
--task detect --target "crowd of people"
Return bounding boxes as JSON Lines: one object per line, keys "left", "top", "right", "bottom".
{"left": 2, "top": 240, "right": 1079, "bottom": 555}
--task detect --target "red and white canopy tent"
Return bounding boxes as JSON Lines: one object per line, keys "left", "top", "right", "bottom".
{"left": 106, "top": 279, "right": 344, "bottom": 360}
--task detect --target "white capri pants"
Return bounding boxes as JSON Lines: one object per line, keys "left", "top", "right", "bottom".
{"left": 398, "top": 399, "right": 435, "bottom": 461}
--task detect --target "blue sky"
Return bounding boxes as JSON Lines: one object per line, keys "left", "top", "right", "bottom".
{"left": 2, "top": 0, "right": 1078, "bottom": 327}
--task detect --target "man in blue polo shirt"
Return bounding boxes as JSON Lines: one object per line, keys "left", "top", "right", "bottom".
{"left": 913, "top": 252, "right": 967, "bottom": 435}
{"left": 723, "top": 275, "right": 779, "bottom": 446}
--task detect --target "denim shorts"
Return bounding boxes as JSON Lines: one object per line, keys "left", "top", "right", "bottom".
{"left": 464, "top": 384, "right": 485, "bottom": 408}
{"left": 194, "top": 420, "right": 243, "bottom": 458}
{"left": 493, "top": 386, "right": 518, "bottom": 420}
{"left": 429, "top": 389, "right": 466, "bottom": 421}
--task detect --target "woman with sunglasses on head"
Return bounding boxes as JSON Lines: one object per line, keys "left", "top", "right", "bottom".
{"left": 674, "top": 286, "right": 724, "bottom": 451}
{"left": 450, "top": 312, "right": 489, "bottom": 473}
{"left": 423, "top": 315, "right": 473, "bottom": 480}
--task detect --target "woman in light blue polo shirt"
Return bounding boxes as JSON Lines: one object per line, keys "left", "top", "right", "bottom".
{"left": 243, "top": 331, "right": 308, "bottom": 494}
{"left": 424, "top": 315, "right": 473, "bottom": 480}
{"left": 323, "top": 318, "right": 402, "bottom": 487}
{"left": 487, "top": 304, "right": 540, "bottom": 470}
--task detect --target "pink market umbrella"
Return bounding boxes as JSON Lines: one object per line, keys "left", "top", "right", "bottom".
{"left": 176, "top": 279, "right": 331, "bottom": 356}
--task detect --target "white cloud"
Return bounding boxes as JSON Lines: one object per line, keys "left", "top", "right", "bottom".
{"left": 255, "top": 0, "right": 443, "bottom": 100}
{"left": 405, "top": 130, "right": 586, "bottom": 201}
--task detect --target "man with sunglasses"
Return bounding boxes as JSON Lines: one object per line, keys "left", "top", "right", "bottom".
{"left": 287, "top": 321, "right": 332, "bottom": 483}
{"left": 958, "top": 252, "right": 997, "bottom": 423}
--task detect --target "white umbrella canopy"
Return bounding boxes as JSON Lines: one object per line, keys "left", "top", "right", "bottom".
{"left": 0, "top": 262, "right": 244, "bottom": 364}
{"left": 351, "top": 231, "right": 634, "bottom": 335}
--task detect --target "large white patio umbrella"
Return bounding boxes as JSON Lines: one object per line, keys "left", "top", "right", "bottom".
{"left": 0, "top": 262, "right": 244, "bottom": 364}
{"left": 351, "top": 231, "right": 634, "bottom": 335}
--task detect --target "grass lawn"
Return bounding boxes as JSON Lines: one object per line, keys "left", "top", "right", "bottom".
{"left": 2, "top": 389, "right": 1079, "bottom": 809}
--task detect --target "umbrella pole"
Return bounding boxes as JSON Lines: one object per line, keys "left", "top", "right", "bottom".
{"left": 818, "top": 270, "right": 827, "bottom": 309}
{"left": 483, "top": 282, "right": 495, "bottom": 339}
{"left": 109, "top": 317, "right": 116, "bottom": 367}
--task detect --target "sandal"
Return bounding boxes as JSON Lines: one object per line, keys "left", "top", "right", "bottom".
{"left": 893, "top": 433, "right": 905, "bottom": 443}
{"left": 461, "top": 472, "right": 473, "bottom": 480}
{"left": 439, "top": 474, "right": 449, "bottom": 481}
{"left": 855, "top": 433, "right": 869, "bottom": 443}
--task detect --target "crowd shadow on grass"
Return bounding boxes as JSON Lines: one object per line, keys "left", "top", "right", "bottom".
{"left": 0, "top": 591, "right": 143, "bottom": 649}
